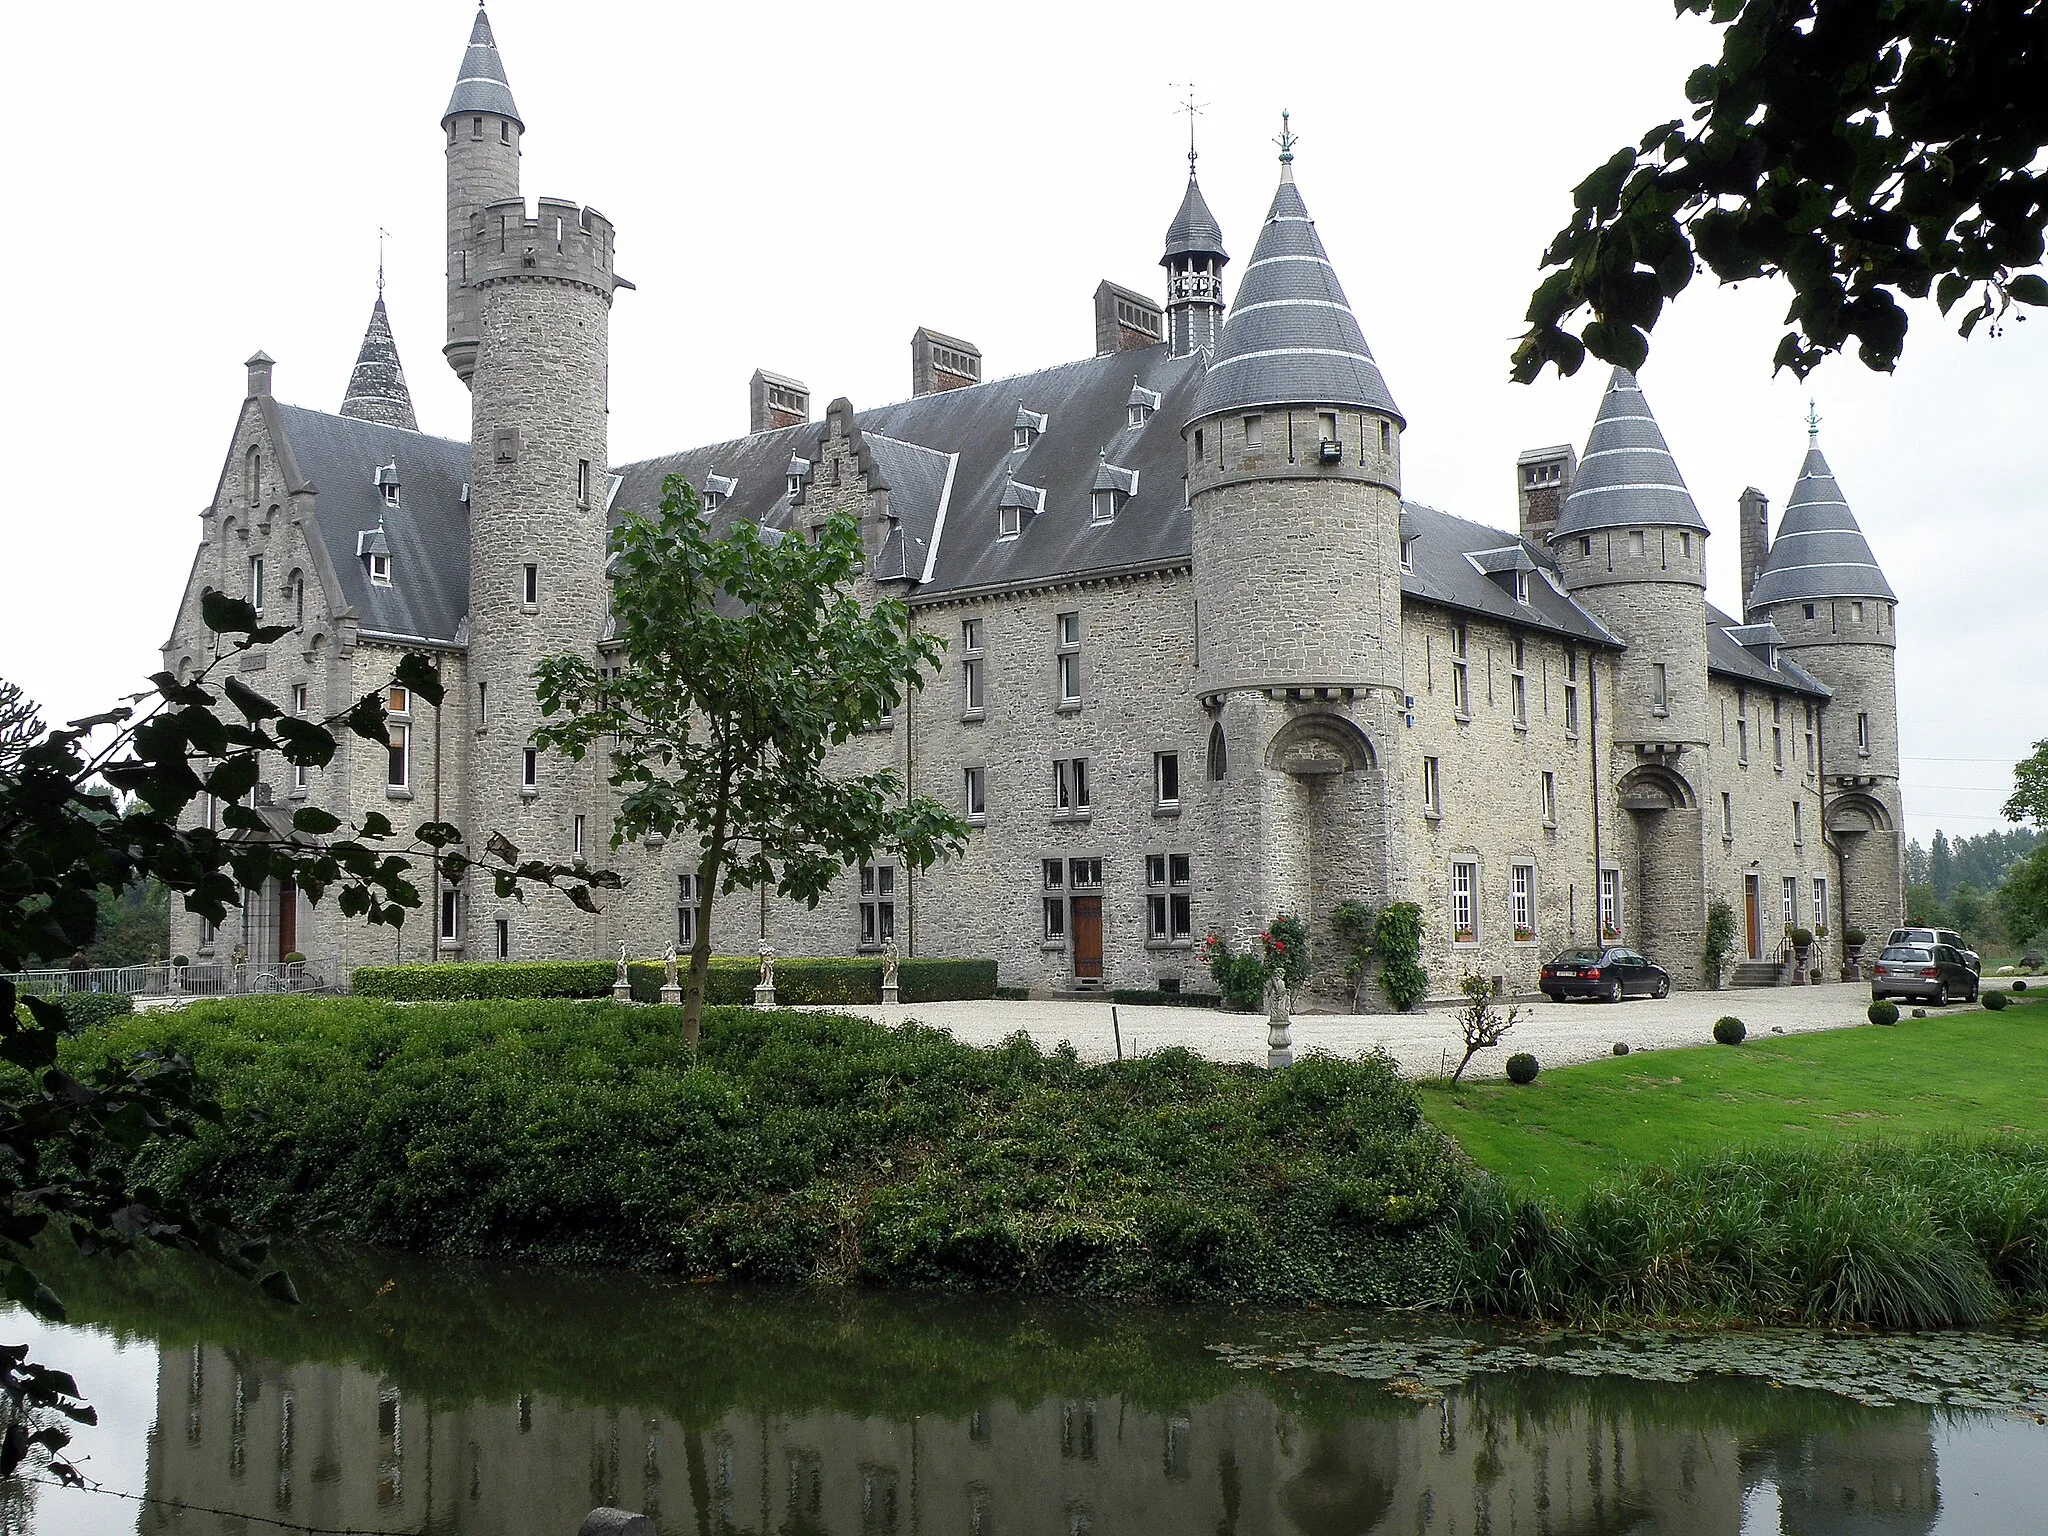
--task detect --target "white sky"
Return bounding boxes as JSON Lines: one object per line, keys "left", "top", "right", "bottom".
{"left": 2, "top": 1, "right": 2040, "bottom": 849}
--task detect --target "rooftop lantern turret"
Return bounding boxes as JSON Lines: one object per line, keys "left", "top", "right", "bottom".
{"left": 1161, "top": 88, "right": 1229, "bottom": 359}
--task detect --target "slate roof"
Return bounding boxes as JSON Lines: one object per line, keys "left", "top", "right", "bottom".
{"left": 1747, "top": 444, "right": 1896, "bottom": 606}
{"left": 1396, "top": 503, "right": 1621, "bottom": 649}
{"left": 338, "top": 296, "right": 418, "bottom": 432}
{"left": 443, "top": 5, "right": 522, "bottom": 126}
{"left": 1161, "top": 170, "right": 1228, "bottom": 263}
{"left": 272, "top": 405, "right": 470, "bottom": 645}
{"left": 1707, "top": 601, "right": 1830, "bottom": 697}
{"left": 1191, "top": 162, "right": 1402, "bottom": 423}
{"left": 1554, "top": 367, "right": 1709, "bottom": 539}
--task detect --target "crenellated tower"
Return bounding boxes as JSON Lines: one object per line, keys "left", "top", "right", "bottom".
{"left": 1749, "top": 423, "right": 1903, "bottom": 939}
{"left": 447, "top": 9, "right": 627, "bottom": 959}
{"left": 442, "top": 3, "right": 523, "bottom": 386}
{"left": 1186, "top": 122, "right": 1405, "bottom": 990}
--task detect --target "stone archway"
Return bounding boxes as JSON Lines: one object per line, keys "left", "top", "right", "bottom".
{"left": 1827, "top": 791, "right": 1901, "bottom": 946}
{"left": 1262, "top": 712, "right": 1384, "bottom": 1000}
{"left": 1613, "top": 761, "right": 1704, "bottom": 985}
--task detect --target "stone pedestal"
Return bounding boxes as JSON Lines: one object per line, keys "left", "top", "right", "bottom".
{"left": 754, "top": 982, "right": 776, "bottom": 1010}
{"left": 612, "top": 980, "right": 633, "bottom": 1001}
{"left": 660, "top": 982, "right": 683, "bottom": 1006}
{"left": 1264, "top": 978, "right": 1293, "bottom": 1070}
{"left": 881, "top": 981, "right": 899, "bottom": 1005}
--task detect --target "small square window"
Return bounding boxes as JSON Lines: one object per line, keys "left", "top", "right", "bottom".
{"left": 1043, "top": 859, "right": 1064, "bottom": 890}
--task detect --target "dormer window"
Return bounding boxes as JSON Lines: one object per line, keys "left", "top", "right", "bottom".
{"left": 700, "top": 472, "right": 736, "bottom": 513}
{"left": 786, "top": 456, "right": 811, "bottom": 499}
{"left": 1400, "top": 536, "right": 1418, "bottom": 573}
{"left": 1091, "top": 489, "right": 1119, "bottom": 525}
{"left": 374, "top": 461, "right": 400, "bottom": 508}
{"left": 999, "top": 506, "right": 1022, "bottom": 538}
{"left": 997, "top": 478, "right": 1043, "bottom": 540}
{"left": 1514, "top": 569, "right": 1530, "bottom": 604}
{"left": 1089, "top": 458, "right": 1137, "bottom": 526}
{"left": 358, "top": 523, "right": 392, "bottom": 587}
{"left": 369, "top": 552, "right": 391, "bottom": 586}
{"left": 1125, "top": 380, "right": 1161, "bottom": 430}
{"left": 1013, "top": 405, "right": 1047, "bottom": 451}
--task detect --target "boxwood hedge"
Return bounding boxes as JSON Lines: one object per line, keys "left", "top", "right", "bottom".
{"left": 352, "top": 956, "right": 997, "bottom": 1006}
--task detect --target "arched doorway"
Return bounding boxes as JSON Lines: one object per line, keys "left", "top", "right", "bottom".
{"left": 1613, "top": 762, "right": 1704, "bottom": 984}
{"left": 1262, "top": 713, "right": 1385, "bottom": 999}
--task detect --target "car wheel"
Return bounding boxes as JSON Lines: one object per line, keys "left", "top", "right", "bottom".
{"left": 1934, "top": 983, "right": 1949, "bottom": 1006}
{"left": 1653, "top": 977, "right": 1670, "bottom": 999}
{"left": 1606, "top": 982, "right": 1623, "bottom": 1003}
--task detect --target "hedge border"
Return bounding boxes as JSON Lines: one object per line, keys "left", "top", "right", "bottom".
{"left": 353, "top": 956, "right": 997, "bottom": 1006}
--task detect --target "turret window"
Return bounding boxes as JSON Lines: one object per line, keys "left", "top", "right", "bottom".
{"left": 1851, "top": 601, "right": 1865, "bottom": 624}
{"left": 1242, "top": 415, "right": 1263, "bottom": 455}
{"left": 472, "top": 116, "right": 484, "bottom": 140}
{"left": 1857, "top": 712, "right": 1870, "bottom": 755}
{"left": 1379, "top": 420, "right": 1393, "bottom": 454}
{"left": 522, "top": 563, "right": 539, "bottom": 606}
{"left": 1628, "top": 531, "right": 1645, "bottom": 558}
{"left": 1206, "top": 721, "right": 1227, "bottom": 781}
{"left": 1651, "top": 663, "right": 1667, "bottom": 715}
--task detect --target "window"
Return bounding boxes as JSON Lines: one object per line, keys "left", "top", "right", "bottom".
{"left": 291, "top": 682, "right": 310, "bottom": 716}
{"left": 245, "top": 447, "right": 261, "bottom": 505}
{"left": 576, "top": 459, "right": 591, "bottom": 506}
{"left": 1054, "top": 757, "right": 1091, "bottom": 816}
{"left": 998, "top": 504, "right": 1022, "bottom": 538}
{"left": 1317, "top": 411, "right": 1339, "bottom": 444}
{"left": 200, "top": 916, "right": 216, "bottom": 950}
{"left": 1541, "top": 771, "right": 1557, "bottom": 827}
{"left": 291, "top": 571, "right": 305, "bottom": 627}
{"left": 294, "top": 756, "right": 310, "bottom": 794}
{"left": 477, "top": 681, "right": 488, "bottom": 727}
{"left": 522, "top": 747, "right": 538, "bottom": 790}
{"left": 572, "top": 814, "right": 586, "bottom": 858}
{"left": 1738, "top": 716, "right": 1750, "bottom": 765}
{"left": 1792, "top": 800, "right": 1803, "bottom": 846}
{"left": 1814, "top": 876, "right": 1829, "bottom": 929}
{"left": 1450, "top": 623, "right": 1470, "bottom": 718}
{"left": 1599, "top": 868, "right": 1622, "bottom": 938}
{"left": 1422, "top": 755, "right": 1442, "bottom": 816}
{"left": 1090, "top": 488, "right": 1118, "bottom": 525}
{"left": 1804, "top": 602, "right": 1817, "bottom": 621}
{"left": 1400, "top": 536, "right": 1417, "bottom": 572}
{"left": 1851, "top": 600, "right": 1864, "bottom": 624}
{"left": 1628, "top": 530, "right": 1645, "bottom": 558}
{"left": 386, "top": 724, "right": 409, "bottom": 790}
{"left": 1193, "top": 427, "right": 1204, "bottom": 461}
{"left": 1782, "top": 876, "right": 1799, "bottom": 927}
{"left": 1070, "top": 858, "right": 1103, "bottom": 888}
{"left": 1578, "top": 536, "right": 1592, "bottom": 557}
{"left": 1146, "top": 853, "right": 1192, "bottom": 942}
{"left": 1857, "top": 711, "right": 1870, "bottom": 754}
{"left": 858, "top": 864, "right": 896, "bottom": 948}
{"left": 1563, "top": 649, "right": 1580, "bottom": 737}
{"left": 249, "top": 555, "right": 265, "bottom": 614}
{"left": 440, "top": 886, "right": 461, "bottom": 944}
{"left": 1242, "top": 414, "right": 1263, "bottom": 453}
{"left": 1805, "top": 704, "right": 1815, "bottom": 768}
{"left": 677, "top": 874, "right": 701, "bottom": 947}
{"left": 1773, "top": 722, "right": 1784, "bottom": 770}
{"left": 1510, "top": 639, "right": 1527, "bottom": 727}
{"left": 1450, "top": 861, "right": 1477, "bottom": 942}
{"left": 1722, "top": 791, "right": 1734, "bottom": 840}
{"left": 501, "top": 120, "right": 511, "bottom": 144}
{"left": 495, "top": 918, "right": 510, "bottom": 960}
{"left": 1056, "top": 612, "right": 1081, "bottom": 704}
{"left": 1651, "top": 663, "right": 1668, "bottom": 714}
{"left": 1379, "top": 419, "right": 1393, "bottom": 454}
{"left": 1206, "top": 720, "right": 1227, "bottom": 780}
{"left": 1154, "top": 751, "right": 1180, "bottom": 809}
{"left": 203, "top": 792, "right": 218, "bottom": 831}
{"left": 1680, "top": 531, "right": 1692, "bottom": 557}
{"left": 369, "top": 551, "right": 392, "bottom": 587}
{"left": 961, "top": 619, "right": 985, "bottom": 714}
{"left": 388, "top": 685, "right": 410, "bottom": 716}
{"left": 1042, "top": 858, "right": 1066, "bottom": 941}
{"left": 522, "top": 563, "right": 539, "bottom": 605}
{"left": 472, "top": 116, "right": 484, "bottom": 140}
{"left": 1510, "top": 863, "right": 1534, "bottom": 940}
{"left": 963, "top": 765, "right": 986, "bottom": 821}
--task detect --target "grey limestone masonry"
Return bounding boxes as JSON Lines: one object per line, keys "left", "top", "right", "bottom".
{"left": 157, "top": 7, "right": 1907, "bottom": 1000}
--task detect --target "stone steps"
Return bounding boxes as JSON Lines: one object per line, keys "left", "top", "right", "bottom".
{"left": 1728, "top": 961, "right": 1784, "bottom": 988}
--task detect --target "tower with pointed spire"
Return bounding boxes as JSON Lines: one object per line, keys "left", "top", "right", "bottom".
{"left": 1749, "top": 430, "right": 1903, "bottom": 942}
{"left": 1161, "top": 107, "right": 1228, "bottom": 358}
{"left": 1185, "top": 121, "right": 1408, "bottom": 975}
{"left": 339, "top": 288, "right": 418, "bottom": 431}
{"left": 442, "top": 2, "right": 523, "bottom": 386}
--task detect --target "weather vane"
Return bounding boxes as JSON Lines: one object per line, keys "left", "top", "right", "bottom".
{"left": 1275, "top": 109, "right": 1298, "bottom": 163}
{"left": 1171, "top": 82, "right": 1207, "bottom": 173}
{"left": 1806, "top": 398, "right": 1821, "bottom": 443}
{"left": 377, "top": 226, "right": 393, "bottom": 294}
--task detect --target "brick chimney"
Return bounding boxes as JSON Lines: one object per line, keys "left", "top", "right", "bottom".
{"left": 1516, "top": 444, "right": 1576, "bottom": 544}
{"left": 911, "top": 328, "right": 981, "bottom": 396}
{"left": 1093, "top": 281, "right": 1163, "bottom": 356}
{"left": 1738, "top": 486, "right": 1771, "bottom": 619}
{"left": 749, "top": 369, "right": 809, "bottom": 434}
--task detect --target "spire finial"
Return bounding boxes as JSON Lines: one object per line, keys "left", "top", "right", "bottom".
{"left": 1172, "top": 82, "right": 1207, "bottom": 175}
{"left": 1274, "top": 109, "right": 1298, "bottom": 184}
{"left": 377, "top": 226, "right": 390, "bottom": 295}
{"left": 1806, "top": 398, "right": 1821, "bottom": 443}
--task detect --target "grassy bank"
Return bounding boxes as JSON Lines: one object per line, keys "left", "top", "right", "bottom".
{"left": 62, "top": 998, "right": 1464, "bottom": 1305}
{"left": 1424, "top": 993, "right": 2048, "bottom": 1203}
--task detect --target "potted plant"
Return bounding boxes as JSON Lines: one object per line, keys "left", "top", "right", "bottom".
{"left": 1789, "top": 926, "right": 1815, "bottom": 985}
{"left": 1602, "top": 923, "right": 1619, "bottom": 942}
{"left": 1512, "top": 925, "right": 1535, "bottom": 943}
{"left": 1843, "top": 927, "right": 1867, "bottom": 981}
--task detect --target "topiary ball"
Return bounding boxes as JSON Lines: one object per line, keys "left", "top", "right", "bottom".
{"left": 170, "top": 955, "right": 189, "bottom": 968}
{"left": 1913, "top": 1008, "right": 1928, "bottom": 1019}
{"left": 1713, "top": 1015, "right": 1746, "bottom": 1046}
{"left": 1505, "top": 1052, "right": 1540, "bottom": 1084}
{"left": 1612, "top": 1041, "right": 1630, "bottom": 1056}
{"left": 1984, "top": 990, "right": 2010, "bottom": 1011}
{"left": 2016, "top": 980, "right": 2030, "bottom": 992}
{"left": 1868, "top": 1000, "right": 1899, "bottom": 1026}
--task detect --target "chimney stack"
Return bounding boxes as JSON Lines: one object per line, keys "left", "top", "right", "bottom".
{"left": 910, "top": 327, "right": 981, "bottom": 397}
{"left": 246, "top": 350, "right": 276, "bottom": 398}
{"left": 1515, "top": 444, "right": 1576, "bottom": 545}
{"left": 1093, "top": 281, "right": 1163, "bottom": 356}
{"left": 1738, "top": 486, "right": 1771, "bottom": 619}
{"left": 749, "top": 369, "right": 810, "bottom": 434}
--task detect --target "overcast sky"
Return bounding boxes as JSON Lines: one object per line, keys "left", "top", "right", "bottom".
{"left": 2, "top": 1, "right": 2040, "bottom": 849}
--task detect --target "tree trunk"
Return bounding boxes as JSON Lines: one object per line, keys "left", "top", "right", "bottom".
{"left": 683, "top": 842, "right": 723, "bottom": 1049}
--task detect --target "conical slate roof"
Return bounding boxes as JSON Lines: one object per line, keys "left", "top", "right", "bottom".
{"left": 339, "top": 295, "right": 419, "bottom": 432}
{"left": 443, "top": 5, "right": 522, "bottom": 127}
{"left": 1190, "top": 161, "right": 1400, "bottom": 422}
{"left": 1748, "top": 445, "right": 1895, "bottom": 605}
{"left": 1553, "top": 367, "right": 1708, "bottom": 539}
{"left": 1161, "top": 171, "right": 1227, "bottom": 265}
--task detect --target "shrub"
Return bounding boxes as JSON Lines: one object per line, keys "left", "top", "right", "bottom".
{"left": 1984, "top": 990, "right": 2011, "bottom": 1011}
{"left": 1110, "top": 989, "right": 1222, "bottom": 1008}
{"left": 1713, "top": 1015, "right": 1746, "bottom": 1046}
{"left": 354, "top": 960, "right": 615, "bottom": 1000}
{"left": 1505, "top": 1052, "right": 1540, "bottom": 1084}
{"left": 35, "top": 992, "right": 136, "bottom": 1033}
{"left": 900, "top": 958, "right": 999, "bottom": 1004}
{"left": 1373, "top": 901, "right": 1429, "bottom": 1012}
{"left": 1868, "top": 999, "right": 1900, "bottom": 1026}
{"left": 1702, "top": 899, "right": 1736, "bottom": 976}
{"left": 1612, "top": 1041, "right": 1630, "bottom": 1056}
{"left": 60, "top": 998, "right": 1470, "bottom": 1305}
{"left": 170, "top": 955, "right": 189, "bottom": 968}
{"left": 1844, "top": 928, "right": 1866, "bottom": 947}
{"left": 281, "top": 950, "right": 307, "bottom": 965}
{"left": 354, "top": 956, "right": 996, "bottom": 1007}
{"left": 995, "top": 985, "right": 1030, "bottom": 1001}
{"left": 2016, "top": 980, "right": 2031, "bottom": 992}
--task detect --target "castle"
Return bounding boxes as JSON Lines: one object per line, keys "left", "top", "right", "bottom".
{"left": 164, "top": 6, "right": 1905, "bottom": 1000}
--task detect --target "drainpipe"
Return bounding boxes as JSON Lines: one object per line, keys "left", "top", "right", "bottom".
{"left": 1816, "top": 698, "right": 1849, "bottom": 971}
{"left": 903, "top": 606, "right": 918, "bottom": 957}
{"left": 431, "top": 659, "right": 443, "bottom": 959}
{"left": 1588, "top": 655, "right": 1603, "bottom": 941}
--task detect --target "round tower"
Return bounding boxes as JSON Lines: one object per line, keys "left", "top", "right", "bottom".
{"left": 1551, "top": 368, "right": 1712, "bottom": 974}
{"left": 1186, "top": 124, "right": 1405, "bottom": 991}
{"left": 442, "top": 3, "right": 524, "bottom": 386}
{"left": 1748, "top": 430, "right": 1903, "bottom": 943}
{"left": 1161, "top": 147, "right": 1228, "bottom": 358}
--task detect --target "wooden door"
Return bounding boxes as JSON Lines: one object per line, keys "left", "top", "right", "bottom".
{"left": 1744, "top": 877, "right": 1761, "bottom": 960}
{"left": 277, "top": 878, "right": 297, "bottom": 959}
{"left": 1071, "top": 896, "right": 1103, "bottom": 980}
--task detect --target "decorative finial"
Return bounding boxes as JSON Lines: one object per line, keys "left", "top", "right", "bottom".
{"left": 1806, "top": 398, "right": 1821, "bottom": 443}
{"left": 377, "top": 226, "right": 391, "bottom": 295}
{"left": 1275, "top": 109, "right": 1297, "bottom": 163}
{"left": 1172, "top": 82, "right": 1207, "bottom": 175}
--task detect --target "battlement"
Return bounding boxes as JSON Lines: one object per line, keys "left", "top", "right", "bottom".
{"left": 467, "top": 197, "right": 620, "bottom": 295}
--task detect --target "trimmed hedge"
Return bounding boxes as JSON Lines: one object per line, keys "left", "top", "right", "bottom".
{"left": 1110, "top": 988, "right": 1224, "bottom": 1009}
{"left": 354, "top": 956, "right": 997, "bottom": 1006}
{"left": 33, "top": 991, "right": 137, "bottom": 1033}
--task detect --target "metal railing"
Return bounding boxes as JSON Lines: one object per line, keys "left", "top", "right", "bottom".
{"left": 5, "top": 957, "right": 339, "bottom": 999}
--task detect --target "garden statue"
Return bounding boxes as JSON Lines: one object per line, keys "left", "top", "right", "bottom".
{"left": 755, "top": 941, "right": 777, "bottom": 1010}
{"left": 1264, "top": 974, "right": 1294, "bottom": 1069}
{"left": 613, "top": 940, "right": 632, "bottom": 1001}
{"left": 660, "top": 943, "right": 683, "bottom": 1006}
{"left": 881, "top": 936, "right": 900, "bottom": 1004}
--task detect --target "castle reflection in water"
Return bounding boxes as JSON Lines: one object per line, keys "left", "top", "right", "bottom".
{"left": 146, "top": 1341, "right": 1940, "bottom": 1535}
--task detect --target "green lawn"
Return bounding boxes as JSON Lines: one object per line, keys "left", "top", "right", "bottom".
{"left": 1422, "top": 993, "right": 2048, "bottom": 1204}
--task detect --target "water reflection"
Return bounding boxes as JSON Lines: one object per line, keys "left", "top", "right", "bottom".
{"left": 10, "top": 1245, "right": 2030, "bottom": 1535}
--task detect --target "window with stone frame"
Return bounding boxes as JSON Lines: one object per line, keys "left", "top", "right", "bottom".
{"left": 1422, "top": 755, "right": 1442, "bottom": 817}
{"left": 1145, "top": 853, "right": 1193, "bottom": 943}
{"left": 1206, "top": 721, "right": 1227, "bottom": 780}
{"left": 677, "top": 873, "right": 702, "bottom": 947}
{"left": 1153, "top": 751, "right": 1180, "bottom": 810}
{"left": 1722, "top": 791, "right": 1735, "bottom": 840}
{"left": 1651, "top": 663, "right": 1668, "bottom": 715}
{"left": 1600, "top": 868, "right": 1622, "bottom": 938}
{"left": 1541, "top": 770, "right": 1557, "bottom": 827}
{"left": 1056, "top": 612, "right": 1082, "bottom": 705}
{"left": 1773, "top": 697, "right": 1784, "bottom": 769}
{"left": 1793, "top": 799, "right": 1804, "bottom": 846}
{"left": 440, "top": 884, "right": 462, "bottom": 946}
{"left": 523, "top": 747, "right": 538, "bottom": 790}
{"left": 1510, "top": 639, "right": 1528, "bottom": 727}
{"left": 1450, "top": 623, "right": 1470, "bottom": 718}
{"left": 1509, "top": 862, "right": 1536, "bottom": 941}
{"left": 1804, "top": 703, "right": 1816, "bottom": 770}
{"left": 1041, "top": 859, "right": 1066, "bottom": 942}
{"left": 1738, "top": 692, "right": 1750, "bottom": 765}
{"left": 1783, "top": 875, "right": 1799, "bottom": 929}
{"left": 522, "top": 563, "right": 539, "bottom": 606}
{"left": 1563, "top": 648, "right": 1580, "bottom": 737}
{"left": 495, "top": 918, "right": 510, "bottom": 960}
{"left": 963, "top": 765, "right": 986, "bottom": 823}
{"left": 1450, "top": 860, "right": 1478, "bottom": 943}
{"left": 1814, "top": 876, "right": 1829, "bottom": 930}
{"left": 249, "top": 555, "right": 266, "bottom": 615}
{"left": 386, "top": 724, "right": 410, "bottom": 791}
{"left": 1054, "top": 757, "right": 1090, "bottom": 818}
{"left": 961, "top": 618, "right": 985, "bottom": 716}
{"left": 858, "top": 864, "right": 896, "bottom": 949}
{"left": 1857, "top": 711, "right": 1870, "bottom": 754}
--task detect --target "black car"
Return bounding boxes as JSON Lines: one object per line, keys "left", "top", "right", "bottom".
{"left": 1870, "top": 943, "right": 1980, "bottom": 1005}
{"left": 1541, "top": 946, "right": 1671, "bottom": 1002}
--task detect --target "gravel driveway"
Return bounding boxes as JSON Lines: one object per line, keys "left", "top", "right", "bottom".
{"left": 825, "top": 980, "right": 2006, "bottom": 1079}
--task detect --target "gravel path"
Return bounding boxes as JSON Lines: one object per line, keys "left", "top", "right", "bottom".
{"left": 823, "top": 980, "right": 2010, "bottom": 1080}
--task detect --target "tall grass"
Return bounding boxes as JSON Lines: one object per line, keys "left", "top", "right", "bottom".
{"left": 1453, "top": 1134, "right": 2048, "bottom": 1327}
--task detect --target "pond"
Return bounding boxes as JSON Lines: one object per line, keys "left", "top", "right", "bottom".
{"left": 7, "top": 1245, "right": 2046, "bottom": 1535}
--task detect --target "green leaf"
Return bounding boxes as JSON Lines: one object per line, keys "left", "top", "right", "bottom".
{"left": 2008, "top": 274, "right": 2048, "bottom": 306}
{"left": 1936, "top": 273, "right": 1970, "bottom": 314}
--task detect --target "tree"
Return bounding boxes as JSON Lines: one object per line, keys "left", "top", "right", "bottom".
{"left": 2000, "top": 847, "right": 2048, "bottom": 949}
{"left": 1513, "top": 0, "right": 2048, "bottom": 384}
{"left": 0, "top": 596, "right": 602, "bottom": 1482}
{"left": 1449, "top": 973, "right": 1520, "bottom": 1084}
{"left": 1929, "top": 828, "right": 1957, "bottom": 900}
{"left": 533, "top": 479, "right": 970, "bottom": 1044}
{"left": 2006, "top": 739, "right": 2048, "bottom": 828}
